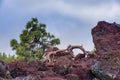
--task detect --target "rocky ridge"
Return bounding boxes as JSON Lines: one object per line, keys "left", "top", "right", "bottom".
{"left": 0, "top": 21, "right": 120, "bottom": 80}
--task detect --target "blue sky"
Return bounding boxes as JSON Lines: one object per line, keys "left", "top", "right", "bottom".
{"left": 0, "top": 0, "right": 120, "bottom": 55}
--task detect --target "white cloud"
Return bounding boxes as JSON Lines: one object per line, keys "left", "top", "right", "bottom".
{"left": 2, "top": 0, "right": 120, "bottom": 22}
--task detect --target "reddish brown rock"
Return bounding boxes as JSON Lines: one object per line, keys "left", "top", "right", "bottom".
{"left": 8, "top": 60, "right": 47, "bottom": 78}
{"left": 68, "top": 57, "right": 96, "bottom": 80}
{"left": 43, "top": 76, "right": 66, "bottom": 80}
{"left": 115, "top": 75, "right": 120, "bottom": 80}
{"left": 92, "top": 21, "right": 120, "bottom": 55}
{"left": 8, "top": 61, "right": 28, "bottom": 78}
{"left": 53, "top": 56, "right": 73, "bottom": 76}
{"left": 71, "top": 58, "right": 96, "bottom": 80}
{"left": 91, "top": 51, "right": 120, "bottom": 80}
{"left": 74, "top": 53, "right": 85, "bottom": 60}
{"left": 65, "top": 74, "right": 79, "bottom": 80}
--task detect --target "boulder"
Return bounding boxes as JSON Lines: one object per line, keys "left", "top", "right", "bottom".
{"left": 114, "top": 75, "right": 120, "bottom": 80}
{"left": 71, "top": 58, "right": 96, "bottom": 80}
{"left": 92, "top": 21, "right": 120, "bottom": 55}
{"left": 53, "top": 56, "right": 73, "bottom": 76}
{"left": 8, "top": 60, "right": 48, "bottom": 78}
{"left": 74, "top": 53, "right": 85, "bottom": 60}
{"left": 0, "top": 60, "right": 12, "bottom": 79}
{"left": 91, "top": 21, "right": 120, "bottom": 80}
{"left": 91, "top": 51, "right": 120, "bottom": 80}
{"left": 8, "top": 61, "right": 28, "bottom": 78}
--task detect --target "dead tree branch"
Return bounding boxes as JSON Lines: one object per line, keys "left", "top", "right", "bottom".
{"left": 43, "top": 45, "right": 90, "bottom": 63}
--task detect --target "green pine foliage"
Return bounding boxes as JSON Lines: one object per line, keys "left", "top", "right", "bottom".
{"left": 10, "top": 18, "right": 60, "bottom": 61}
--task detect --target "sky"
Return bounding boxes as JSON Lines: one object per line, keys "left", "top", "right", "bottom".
{"left": 0, "top": 0, "right": 120, "bottom": 55}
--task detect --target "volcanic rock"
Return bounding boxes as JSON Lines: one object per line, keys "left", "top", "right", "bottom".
{"left": 8, "top": 60, "right": 48, "bottom": 78}
{"left": 74, "top": 53, "right": 85, "bottom": 60}
{"left": 92, "top": 21, "right": 120, "bottom": 55}
{"left": 115, "top": 75, "right": 120, "bottom": 80}
{"left": 65, "top": 74, "right": 79, "bottom": 80}
{"left": 0, "top": 60, "right": 12, "bottom": 79}
{"left": 43, "top": 76, "right": 66, "bottom": 80}
{"left": 53, "top": 56, "right": 73, "bottom": 76}
{"left": 91, "top": 51, "right": 120, "bottom": 80}
{"left": 71, "top": 58, "right": 96, "bottom": 80}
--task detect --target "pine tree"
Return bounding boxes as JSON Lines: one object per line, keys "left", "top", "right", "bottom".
{"left": 10, "top": 18, "right": 60, "bottom": 61}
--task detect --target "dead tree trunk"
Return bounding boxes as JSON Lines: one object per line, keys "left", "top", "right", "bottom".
{"left": 43, "top": 45, "right": 90, "bottom": 64}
